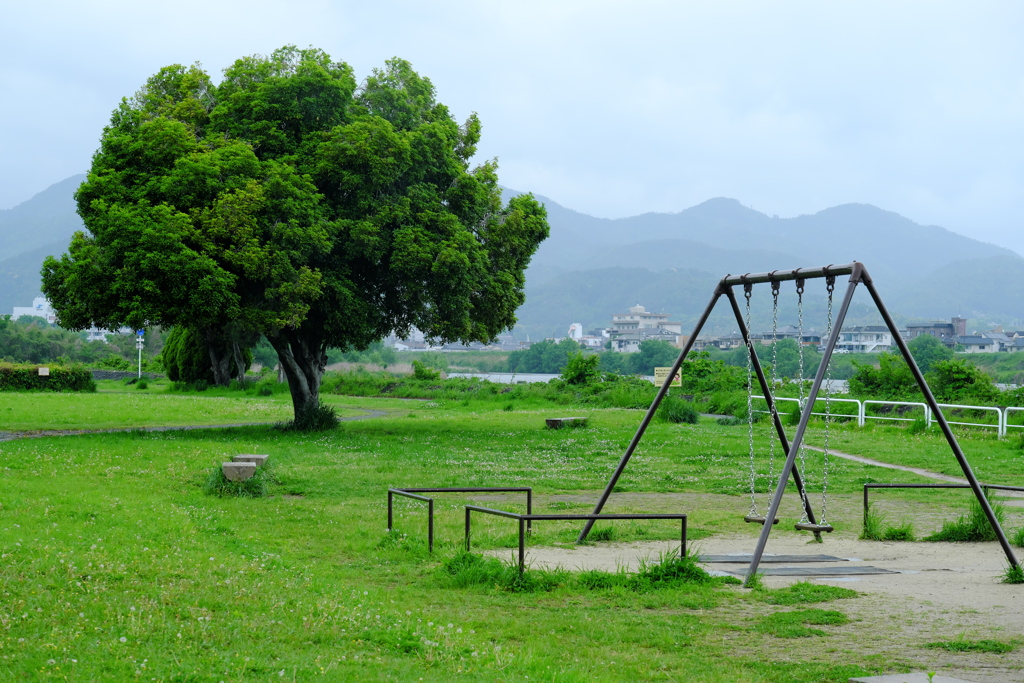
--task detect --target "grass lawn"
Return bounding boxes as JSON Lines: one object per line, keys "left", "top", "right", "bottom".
{"left": 6, "top": 387, "right": 1023, "bottom": 680}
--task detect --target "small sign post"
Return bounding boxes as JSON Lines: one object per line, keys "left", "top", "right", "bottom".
{"left": 136, "top": 330, "right": 145, "bottom": 379}
{"left": 654, "top": 367, "right": 682, "bottom": 389}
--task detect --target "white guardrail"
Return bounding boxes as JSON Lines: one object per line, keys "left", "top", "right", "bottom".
{"left": 749, "top": 395, "right": 1015, "bottom": 437}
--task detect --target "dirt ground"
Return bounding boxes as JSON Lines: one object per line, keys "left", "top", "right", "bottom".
{"left": 486, "top": 533, "right": 1024, "bottom": 682}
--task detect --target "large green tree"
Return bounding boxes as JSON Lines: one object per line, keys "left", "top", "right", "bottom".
{"left": 42, "top": 47, "right": 549, "bottom": 421}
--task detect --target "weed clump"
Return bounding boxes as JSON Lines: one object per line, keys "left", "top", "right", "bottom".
{"left": 862, "top": 505, "right": 917, "bottom": 541}
{"left": 923, "top": 638, "right": 1015, "bottom": 654}
{"left": 925, "top": 490, "right": 1006, "bottom": 542}
{"left": 1003, "top": 564, "right": 1024, "bottom": 584}
{"left": 438, "top": 551, "right": 563, "bottom": 593}
{"left": 203, "top": 461, "right": 275, "bottom": 498}
{"left": 280, "top": 402, "right": 338, "bottom": 432}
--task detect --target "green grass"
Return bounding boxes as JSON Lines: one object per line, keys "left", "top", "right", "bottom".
{"left": 13, "top": 385, "right": 1024, "bottom": 679}
{"left": 754, "top": 609, "right": 849, "bottom": 638}
{"left": 923, "top": 638, "right": 1016, "bottom": 654}
{"left": 0, "top": 387, "right": 368, "bottom": 431}
{"left": 753, "top": 581, "right": 859, "bottom": 605}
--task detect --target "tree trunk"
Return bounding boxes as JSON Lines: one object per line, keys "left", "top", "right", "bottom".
{"left": 204, "top": 328, "right": 232, "bottom": 386}
{"left": 268, "top": 331, "right": 328, "bottom": 422}
{"left": 231, "top": 341, "right": 247, "bottom": 384}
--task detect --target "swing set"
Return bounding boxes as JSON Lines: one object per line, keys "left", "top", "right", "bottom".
{"left": 577, "top": 262, "right": 1021, "bottom": 586}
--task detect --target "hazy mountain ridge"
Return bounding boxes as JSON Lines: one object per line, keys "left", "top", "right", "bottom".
{"left": 0, "top": 175, "right": 85, "bottom": 261}
{"left": 2, "top": 177, "right": 1021, "bottom": 340}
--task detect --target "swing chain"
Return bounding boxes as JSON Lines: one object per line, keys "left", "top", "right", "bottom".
{"left": 795, "top": 279, "right": 811, "bottom": 523}
{"left": 820, "top": 275, "right": 837, "bottom": 523}
{"left": 744, "top": 284, "right": 757, "bottom": 516}
{"left": 767, "top": 281, "right": 781, "bottom": 510}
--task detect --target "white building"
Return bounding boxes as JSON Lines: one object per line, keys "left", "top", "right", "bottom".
{"left": 12, "top": 297, "right": 122, "bottom": 342}
{"left": 608, "top": 305, "right": 682, "bottom": 353}
{"left": 835, "top": 326, "right": 893, "bottom": 353}
{"left": 12, "top": 297, "right": 57, "bottom": 324}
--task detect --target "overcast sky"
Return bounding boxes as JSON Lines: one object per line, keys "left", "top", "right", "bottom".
{"left": 3, "top": 1, "right": 1023, "bottom": 254}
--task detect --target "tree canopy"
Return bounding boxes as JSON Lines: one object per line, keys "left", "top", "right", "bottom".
{"left": 42, "top": 46, "right": 549, "bottom": 421}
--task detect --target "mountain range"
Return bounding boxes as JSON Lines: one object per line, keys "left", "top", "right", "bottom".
{"left": 2, "top": 176, "right": 1022, "bottom": 340}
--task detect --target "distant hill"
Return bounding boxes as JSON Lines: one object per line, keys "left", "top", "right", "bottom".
{"left": 512, "top": 193, "right": 1024, "bottom": 339}
{"left": 3, "top": 176, "right": 1022, "bottom": 338}
{"left": 0, "top": 175, "right": 85, "bottom": 261}
{"left": 0, "top": 240, "right": 67, "bottom": 315}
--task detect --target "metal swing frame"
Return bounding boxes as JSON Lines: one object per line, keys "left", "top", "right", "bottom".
{"left": 577, "top": 261, "right": 1021, "bottom": 586}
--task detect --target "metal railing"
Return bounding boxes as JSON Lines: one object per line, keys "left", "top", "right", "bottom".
{"left": 387, "top": 487, "right": 532, "bottom": 552}
{"left": 936, "top": 403, "right": 1004, "bottom": 437}
{"left": 465, "top": 506, "right": 687, "bottom": 573}
{"left": 863, "top": 482, "right": 1024, "bottom": 528}
{"left": 1005, "top": 407, "right": 1024, "bottom": 435}
{"left": 745, "top": 397, "right": 1022, "bottom": 438}
{"left": 863, "top": 400, "right": 930, "bottom": 428}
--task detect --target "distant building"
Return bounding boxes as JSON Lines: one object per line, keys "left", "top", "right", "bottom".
{"left": 836, "top": 325, "right": 893, "bottom": 353}
{"left": 906, "top": 316, "right": 967, "bottom": 342}
{"left": 11, "top": 296, "right": 121, "bottom": 342}
{"left": 12, "top": 297, "right": 57, "bottom": 324}
{"left": 608, "top": 304, "right": 682, "bottom": 353}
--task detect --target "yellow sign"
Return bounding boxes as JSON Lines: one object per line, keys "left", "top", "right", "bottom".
{"left": 654, "top": 367, "right": 681, "bottom": 387}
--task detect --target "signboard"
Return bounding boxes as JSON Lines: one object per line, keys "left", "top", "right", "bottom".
{"left": 654, "top": 367, "right": 681, "bottom": 387}
{"left": 38, "top": 367, "right": 50, "bottom": 376}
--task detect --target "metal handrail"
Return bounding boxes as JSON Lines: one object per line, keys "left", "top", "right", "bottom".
{"left": 466, "top": 506, "right": 687, "bottom": 573}
{"left": 388, "top": 487, "right": 533, "bottom": 552}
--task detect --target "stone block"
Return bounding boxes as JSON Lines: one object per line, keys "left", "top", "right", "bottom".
{"left": 233, "top": 454, "right": 269, "bottom": 467}
{"left": 222, "top": 461, "right": 257, "bottom": 482}
{"left": 545, "top": 417, "right": 587, "bottom": 429}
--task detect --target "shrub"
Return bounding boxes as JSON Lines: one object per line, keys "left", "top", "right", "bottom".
{"left": 412, "top": 360, "right": 441, "bottom": 381}
{"left": 135, "top": 378, "right": 149, "bottom": 390}
{"left": 0, "top": 363, "right": 96, "bottom": 392}
{"left": 561, "top": 351, "right": 601, "bottom": 386}
{"left": 657, "top": 395, "right": 699, "bottom": 424}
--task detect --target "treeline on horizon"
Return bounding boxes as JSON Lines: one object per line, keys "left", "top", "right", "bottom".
{"left": 5, "top": 316, "right": 1024, "bottom": 391}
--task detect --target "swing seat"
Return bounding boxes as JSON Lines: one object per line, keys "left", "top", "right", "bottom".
{"left": 744, "top": 515, "right": 779, "bottom": 525}
{"left": 794, "top": 522, "right": 834, "bottom": 533}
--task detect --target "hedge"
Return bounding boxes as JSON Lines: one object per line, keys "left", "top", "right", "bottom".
{"left": 0, "top": 364, "right": 97, "bottom": 392}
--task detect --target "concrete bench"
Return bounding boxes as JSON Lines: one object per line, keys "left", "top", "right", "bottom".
{"left": 232, "top": 454, "right": 269, "bottom": 467}
{"left": 222, "top": 462, "right": 257, "bottom": 481}
{"left": 545, "top": 417, "right": 588, "bottom": 429}
{"left": 222, "top": 454, "right": 270, "bottom": 481}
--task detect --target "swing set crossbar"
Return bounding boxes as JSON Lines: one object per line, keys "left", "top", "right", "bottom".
{"left": 720, "top": 263, "right": 859, "bottom": 287}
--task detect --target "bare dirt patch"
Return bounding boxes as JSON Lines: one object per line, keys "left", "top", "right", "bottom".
{"left": 486, "top": 533, "right": 1024, "bottom": 682}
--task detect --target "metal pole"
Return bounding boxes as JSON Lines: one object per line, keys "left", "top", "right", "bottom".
{"left": 862, "top": 277, "right": 1021, "bottom": 572}
{"left": 723, "top": 286, "right": 821, "bottom": 538}
{"left": 388, "top": 491, "right": 393, "bottom": 531}
{"left": 428, "top": 499, "right": 434, "bottom": 553}
{"left": 464, "top": 508, "right": 471, "bottom": 552}
{"left": 518, "top": 518, "right": 526, "bottom": 573}
{"left": 744, "top": 267, "right": 862, "bottom": 585}
{"left": 577, "top": 286, "right": 724, "bottom": 542}
{"left": 681, "top": 516, "right": 687, "bottom": 558}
